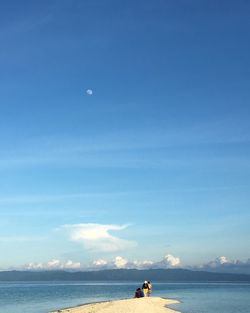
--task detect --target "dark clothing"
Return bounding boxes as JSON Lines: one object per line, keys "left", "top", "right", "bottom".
{"left": 134, "top": 288, "right": 144, "bottom": 298}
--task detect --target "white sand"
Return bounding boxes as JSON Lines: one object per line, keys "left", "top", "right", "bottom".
{"left": 50, "top": 297, "right": 180, "bottom": 313}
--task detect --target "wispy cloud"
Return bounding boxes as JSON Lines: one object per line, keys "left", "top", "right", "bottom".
{"left": 61, "top": 223, "right": 137, "bottom": 252}
{"left": 0, "top": 190, "right": 144, "bottom": 205}
{"left": 1, "top": 152, "right": 249, "bottom": 171}
{"left": 0, "top": 185, "right": 248, "bottom": 207}
{"left": 0, "top": 6, "right": 53, "bottom": 38}
{"left": 1, "top": 119, "right": 249, "bottom": 170}
{"left": 0, "top": 236, "right": 46, "bottom": 242}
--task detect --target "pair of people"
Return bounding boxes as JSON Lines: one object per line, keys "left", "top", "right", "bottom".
{"left": 142, "top": 280, "right": 152, "bottom": 297}
{"left": 134, "top": 280, "right": 152, "bottom": 298}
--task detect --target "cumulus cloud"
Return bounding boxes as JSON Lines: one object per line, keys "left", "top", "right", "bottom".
{"left": 131, "top": 259, "right": 154, "bottom": 269}
{"left": 193, "top": 256, "right": 250, "bottom": 274}
{"left": 151, "top": 254, "right": 181, "bottom": 268}
{"left": 93, "top": 259, "right": 108, "bottom": 267}
{"left": 61, "top": 223, "right": 137, "bottom": 252}
{"left": 90, "top": 254, "right": 250, "bottom": 274}
{"left": 22, "top": 259, "right": 81, "bottom": 270}
{"left": 205, "top": 256, "right": 230, "bottom": 267}
{"left": 114, "top": 256, "right": 128, "bottom": 268}
{"left": 90, "top": 255, "right": 250, "bottom": 274}
{"left": 90, "top": 254, "right": 181, "bottom": 270}
{"left": 14, "top": 255, "right": 250, "bottom": 274}
{"left": 17, "top": 253, "right": 180, "bottom": 271}
{"left": 91, "top": 256, "right": 128, "bottom": 270}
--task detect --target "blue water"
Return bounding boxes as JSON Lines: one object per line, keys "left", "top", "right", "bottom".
{"left": 0, "top": 282, "right": 249, "bottom": 313}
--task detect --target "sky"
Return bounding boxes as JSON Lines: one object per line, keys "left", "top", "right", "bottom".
{"left": 0, "top": 0, "right": 250, "bottom": 273}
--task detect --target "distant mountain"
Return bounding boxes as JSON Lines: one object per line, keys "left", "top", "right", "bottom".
{"left": 0, "top": 268, "right": 250, "bottom": 282}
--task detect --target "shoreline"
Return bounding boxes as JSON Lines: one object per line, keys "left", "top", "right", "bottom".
{"left": 50, "top": 296, "right": 181, "bottom": 313}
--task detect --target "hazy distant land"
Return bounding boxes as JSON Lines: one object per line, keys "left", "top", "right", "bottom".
{"left": 0, "top": 268, "right": 250, "bottom": 282}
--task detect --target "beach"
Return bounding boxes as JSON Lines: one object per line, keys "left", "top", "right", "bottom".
{"left": 50, "top": 297, "right": 180, "bottom": 313}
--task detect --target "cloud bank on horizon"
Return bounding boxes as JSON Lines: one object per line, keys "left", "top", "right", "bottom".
{"left": 2, "top": 222, "right": 249, "bottom": 274}
{"left": 194, "top": 256, "right": 250, "bottom": 274}
{"left": 17, "top": 255, "right": 250, "bottom": 275}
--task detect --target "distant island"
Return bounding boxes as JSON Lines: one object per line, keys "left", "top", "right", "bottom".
{"left": 1, "top": 268, "right": 250, "bottom": 282}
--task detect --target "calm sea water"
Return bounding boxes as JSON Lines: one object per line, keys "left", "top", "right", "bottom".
{"left": 0, "top": 281, "right": 249, "bottom": 313}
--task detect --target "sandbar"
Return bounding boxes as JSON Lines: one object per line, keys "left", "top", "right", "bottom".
{"left": 50, "top": 296, "right": 180, "bottom": 313}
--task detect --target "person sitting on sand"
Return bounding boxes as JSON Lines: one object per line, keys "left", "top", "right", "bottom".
{"left": 142, "top": 281, "right": 149, "bottom": 297}
{"left": 134, "top": 287, "right": 144, "bottom": 298}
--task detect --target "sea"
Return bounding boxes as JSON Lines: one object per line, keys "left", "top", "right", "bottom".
{"left": 0, "top": 281, "right": 249, "bottom": 313}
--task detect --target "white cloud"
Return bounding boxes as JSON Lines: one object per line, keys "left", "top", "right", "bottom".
{"left": 209, "top": 256, "right": 230, "bottom": 267}
{"left": 114, "top": 256, "right": 128, "bottom": 268}
{"left": 12, "top": 255, "right": 250, "bottom": 274}
{"left": 157, "top": 254, "right": 181, "bottom": 267}
{"left": 0, "top": 236, "right": 45, "bottom": 242}
{"left": 93, "top": 259, "right": 108, "bottom": 267}
{"left": 218, "top": 256, "right": 230, "bottom": 264}
{"left": 18, "top": 254, "right": 180, "bottom": 272}
{"left": 89, "top": 254, "right": 250, "bottom": 274}
{"left": 132, "top": 260, "right": 154, "bottom": 268}
{"left": 192, "top": 256, "right": 250, "bottom": 274}
{"left": 198, "top": 256, "right": 233, "bottom": 270}
{"left": 140, "top": 254, "right": 181, "bottom": 269}
{"left": 90, "top": 253, "right": 181, "bottom": 270}
{"left": 62, "top": 223, "right": 137, "bottom": 252}
{"left": 23, "top": 259, "right": 81, "bottom": 270}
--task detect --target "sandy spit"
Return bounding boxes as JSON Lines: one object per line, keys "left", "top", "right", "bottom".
{"left": 50, "top": 296, "right": 181, "bottom": 313}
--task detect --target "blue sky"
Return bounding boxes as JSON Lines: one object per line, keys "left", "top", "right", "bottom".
{"left": 0, "top": 0, "right": 250, "bottom": 273}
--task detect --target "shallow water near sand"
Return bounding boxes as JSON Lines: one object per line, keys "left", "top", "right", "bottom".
{"left": 0, "top": 281, "right": 249, "bottom": 313}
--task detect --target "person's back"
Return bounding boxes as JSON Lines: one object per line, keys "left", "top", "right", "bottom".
{"left": 134, "top": 288, "right": 144, "bottom": 298}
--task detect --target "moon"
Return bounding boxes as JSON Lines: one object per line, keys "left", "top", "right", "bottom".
{"left": 86, "top": 89, "right": 93, "bottom": 95}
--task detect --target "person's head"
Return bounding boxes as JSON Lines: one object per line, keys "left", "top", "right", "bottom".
{"left": 148, "top": 281, "right": 150, "bottom": 284}
{"left": 136, "top": 288, "right": 141, "bottom": 291}
{"left": 144, "top": 281, "right": 147, "bottom": 283}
